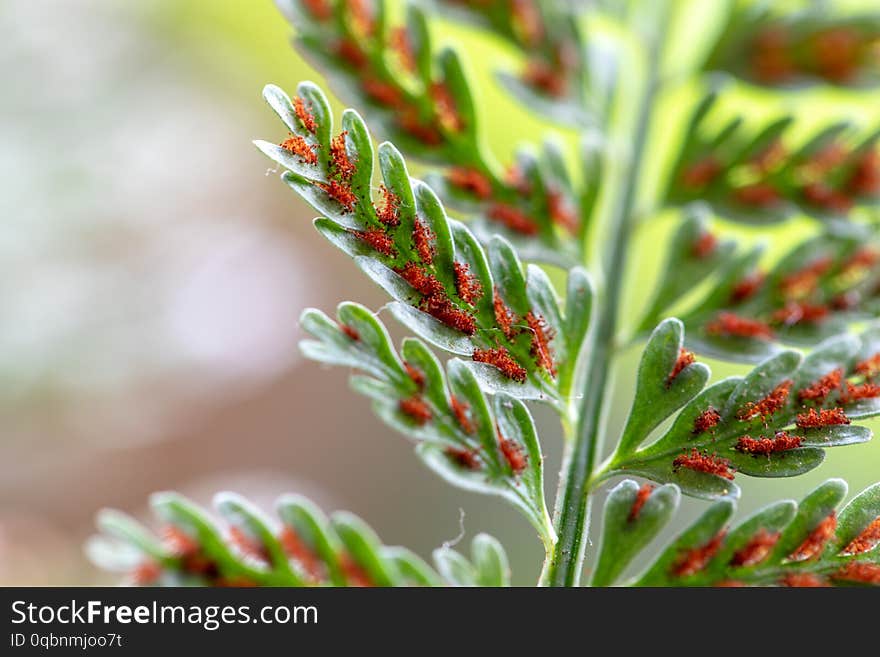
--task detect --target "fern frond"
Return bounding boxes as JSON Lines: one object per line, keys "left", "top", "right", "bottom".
{"left": 300, "top": 301, "right": 554, "bottom": 546}
{"left": 430, "top": 0, "right": 594, "bottom": 126}
{"left": 274, "top": 0, "right": 599, "bottom": 265}
{"left": 602, "top": 318, "right": 879, "bottom": 499}
{"left": 665, "top": 91, "right": 880, "bottom": 223}
{"left": 594, "top": 478, "right": 880, "bottom": 587}
{"left": 88, "top": 492, "right": 510, "bottom": 587}
{"left": 256, "top": 82, "right": 593, "bottom": 406}
{"left": 707, "top": 4, "right": 880, "bottom": 87}
{"left": 642, "top": 209, "right": 880, "bottom": 363}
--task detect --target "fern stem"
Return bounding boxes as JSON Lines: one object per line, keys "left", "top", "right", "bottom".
{"left": 542, "top": 29, "right": 664, "bottom": 588}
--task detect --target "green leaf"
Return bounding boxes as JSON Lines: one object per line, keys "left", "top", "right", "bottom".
{"left": 272, "top": 2, "right": 598, "bottom": 265}
{"left": 638, "top": 206, "right": 737, "bottom": 332}
{"left": 706, "top": 7, "right": 880, "bottom": 88}
{"left": 607, "top": 323, "right": 879, "bottom": 500}
{"left": 90, "top": 491, "right": 477, "bottom": 587}
{"left": 470, "top": 533, "right": 511, "bottom": 586}
{"left": 591, "top": 480, "right": 680, "bottom": 586}
{"left": 627, "top": 479, "right": 880, "bottom": 586}
{"left": 616, "top": 319, "right": 711, "bottom": 455}
{"left": 646, "top": 214, "right": 880, "bottom": 363}
{"left": 300, "top": 303, "right": 555, "bottom": 548}
{"left": 259, "top": 83, "right": 591, "bottom": 404}
{"left": 433, "top": 534, "right": 512, "bottom": 587}
{"left": 666, "top": 90, "right": 880, "bottom": 223}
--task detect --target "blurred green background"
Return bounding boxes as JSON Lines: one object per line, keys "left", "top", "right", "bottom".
{"left": 1, "top": 0, "right": 878, "bottom": 586}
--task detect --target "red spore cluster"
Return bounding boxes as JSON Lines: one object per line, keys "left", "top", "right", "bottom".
{"left": 705, "top": 312, "right": 774, "bottom": 340}
{"left": 795, "top": 407, "right": 850, "bottom": 428}
{"left": 473, "top": 347, "right": 527, "bottom": 383}
{"left": 673, "top": 449, "right": 735, "bottom": 480}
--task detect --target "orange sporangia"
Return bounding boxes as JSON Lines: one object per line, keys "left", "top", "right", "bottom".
{"left": 673, "top": 449, "right": 736, "bottom": 481}
{"left": 681, "top": 157, "right": 722, "bottom": 188}
{"left": 511, "top": 0, "right": 545, "bottom": 47}
{"left": 833, "top": 562, "right": 880, "bottom": 585}
{"left": 317, "top": 179, "right": 358, "bottom": 212}
{"left": 798, "top": 368, "right": 843, "bottom": 404}
{"left": 780, "top": 256, "right": 833, "bottom": 298}
{"left": 493, "top": 289, "right": 518, "bottom": 339}
{"left": 412, "top": 218, "right": 436, "bottom": 265}
{"left": 397, "top": 110, "right": 444, "bottom": 145}
{"left": 487, "top": 203, "right": 540, "bottom": 236}
{"left": 750, "top": 27, "right": 794, "bottom": 83}
{"left": 628, "top": 483, "right": 654, "bottom": 522}
{"left": 771, "top": 301, "right": 830, "bottom": 326}
{"left": 843, "top": 246, "right": 880, "bottom": 273}
{"left": 396, "top": 262, "right": 445, "bottom": 297}
{"left": 294, "top": 96, "right": 318, "bottom": 134}
{"left": 450, "top": 395, "right": 475, "bottom": 435}
{"left": 498, "top": 431, "right": 528, "bottom": 474}
{"left": 548, "top": 190, "right": 578, "bottom": 232}
{"left": 229, "top": 526, "right": 268, "bottom": 561}
{"left": 854, "top": 352, "right": 880, "bottom": 379}
{"left": 280, "top": 133, "right": 319, "bottom": 165}
{"left": 811, "top": 27, "right": 861, "bottom": 82}
{"left": 779, "top": 573, "right": 827, "bottom": 587}
{"left": 734, "top": 182, "right": 781, "bottom": 207}
{"left": 279, "top": 527, "right": 323, "bottom": 582}
{"left": 790, "top": 512, "right": 837, "bottom": 561}
{"left": 131, "top": 561, "right": 162, "bottom": 585}
{"left": 162, "top": 525, "right": 199, "bottom": 557}
{"left": 848, "top": 150, "right": 880, "bottom": 196}
{"left": 390, "top": 26, "right": 416, "bottom": 72}
{"left": 735, "top": 431, "right": 803, "bottom": 456}
{"left": 752, "top": 138, "right": 786, "bottom": 172}
{"left": 337, "top": 38, "right": 368, "bottom": 69}
{"left": 737, "top": 379, "right": 793, "bottom": 422}
{"left": 421, "top": 295, "right": 477, "bottom": 335}
{"left": 692, "top": 406, "right": 722, "bottom": 435}
{"left": 354, "top": 228, "right": 397, "bottom": 257}
{"left": 795, "top": 407, "right": 850, "bottom": 428}
{"left": 404, "top": 361, "right": 425, "bottom": 389}
{"left": 473, "top": 347, "right": 527, "bottom": 383}
{"left": 303, "top": 0, "right": 332, "bottom": 21}
{"left": 399, "top": 395, "right": 432, "bottom": 425}
{"left": 730, "top": 529, "right": 780, "bottom": 567}
{"left": 375, "top": 185, "right": 401, "bottom": 226}
{"left": 522, "top": 59, "right": 568, "bottom": 97}
{"left": 730, "top": 271, "right": 765, "bottom": 303}
{"left": 667, "top": 348, "right": 695, "bottom": 386}
{"left": 672, "top": 531, "right": 726, "bottom": 577}
{"left": 803, "top": 182, "right": 853, "bottom": 213}
{"left": 691, "top": 232, "right": 718, "bottom": 259}
{"left": 340, "top": 553, "right": 373, "bottom": 587}
{"left": 525, "top": 311, "right": 556, "bottom": 377}
{"left": 505, "top": 164, "right": 531, "bottom": 196}
{"left": 329, "top": 131, "right": 356, "bottom": 180}
{"left": 453, "top": 262, "right": 483, "bottom": 306}
{"left": 806, "top": 142, "right": 849, "bottom": 174}
{"left": 339, "top": 322, "right": 360, "bottom": 341}
{"left": 841, "top": 381, "right": 880, "bottom": 402}
{"left": 714, "top": 579, "right": 746, "bottom": 587}
{"left": 445, "top": 446, "right": 481, "bottom": 470}
{"left": 361, "top": 77, "right": 404, "bottom": 108}
{"left": 447, "top": 167, "right": 493, "bottom": 199}
{"left": 431, "top": 82, "right": 463, "bottom": 132}
{"left": 842, "top": 516, "right": 880, "bottom": 555}
{"left": 346, "top": 0, "right": 375, "bottom": 36}
{"left": 705, "top": 312, "right": 774, "bottom": 341}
